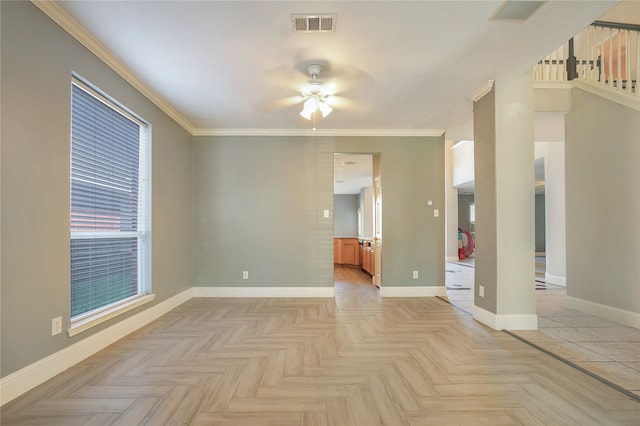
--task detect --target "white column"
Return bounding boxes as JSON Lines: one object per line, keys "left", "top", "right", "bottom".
{"left": 544, "top": 141, "right": 567, "bottom": 286}
{"left": 472, "top": 71, "right": 537, "bottom": 330}
{"left": 445, "top": 140, "right": 459, "bottom": 262}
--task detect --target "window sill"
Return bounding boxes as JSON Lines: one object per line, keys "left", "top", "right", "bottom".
{"left": 68, "top": 294, "right": 156, "bottom": 337}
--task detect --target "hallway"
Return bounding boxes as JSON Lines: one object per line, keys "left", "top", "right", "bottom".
{"left": 444, "top": 258, "right": 640, "bottom": 400}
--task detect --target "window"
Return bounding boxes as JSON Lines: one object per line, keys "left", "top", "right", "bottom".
{"left": 69, "top": 77, "right": 152, "bottom": 335}
{"left": 469, "top": 202, "right": 476, "bottom": 224}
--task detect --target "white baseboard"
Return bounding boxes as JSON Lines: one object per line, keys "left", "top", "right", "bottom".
{"left": 545, "top": 273, "right": 566, "bottom": 287}
{"left": 566, "top": 296, "right": 640, "bottom": 329}
{"left": 0, "top": 288, "right": 193, "bottom": 407}
{"left": 380, "top": 285, "right": 446, "bottom": 297}
{"left": 473, "top": 305, "right": 538, "bottom": 330}
{"left": 446, "top": 256, "right": 460, "bottom": 262}
{"left": 192, "top": 286, "right": 335, "bottom": 298}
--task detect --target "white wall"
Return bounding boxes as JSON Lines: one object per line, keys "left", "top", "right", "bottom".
{"left": 537, "top": 141, "right": 567, "bottom": 286}
{"left": 452, "top": 140, "right": 474, "bottom": 187}
{"left": 359, "top": 187, "right": 375, "bottom": 240}
{"left": 445, "top": 140, "right": 460, "bottom": 261}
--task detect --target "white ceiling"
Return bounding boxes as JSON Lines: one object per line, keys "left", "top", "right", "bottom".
{"left": 52, "top": 0, "right": 618, "bottom": 140}
{"left": 334, "top": 153, "right": 373, "bottom": 195}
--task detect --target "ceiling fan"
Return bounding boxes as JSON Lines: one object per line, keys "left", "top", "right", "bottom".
{"left": 299, "top": 64, "right": 333, "bottom": 120}
{"left": 257, "top": 60, "right": 371, "bottom": 122}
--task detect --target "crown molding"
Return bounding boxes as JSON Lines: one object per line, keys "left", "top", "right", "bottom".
{"left": 192, "top": 128, "right": 446, "bottom": 137}
{"left": 30, "top": 1, "right": 452, "bottom": 139}
{"left": 31, "top": 0, "right": 195, "bottom": 134}
{"left": 469, "top": 80, "right": 495, "bottom": 102}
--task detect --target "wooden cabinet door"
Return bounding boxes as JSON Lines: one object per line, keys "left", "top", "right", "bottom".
{"left": 341, "top": 239, "right": 358, "bottom": 265}
{"left": 334, "top": 238, "right": 360, "bottom": 266}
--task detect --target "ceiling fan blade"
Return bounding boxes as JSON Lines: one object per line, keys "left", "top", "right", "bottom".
{"left": 325, "top": 95, "right": 370, "bottom": 113}
{"left": 254, "top": 95, "right": 305, "bottom": 112}
{"left": 263, "top": 63, "right": 308, "bottom": 88}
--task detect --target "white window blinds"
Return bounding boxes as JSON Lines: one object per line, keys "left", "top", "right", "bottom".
{"left": 70, "top": 79, "right": 149, "bottom": 319}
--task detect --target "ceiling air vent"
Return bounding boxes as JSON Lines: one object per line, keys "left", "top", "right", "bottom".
{"left": 291, "top": 14, "right": 336, "bottom": 33}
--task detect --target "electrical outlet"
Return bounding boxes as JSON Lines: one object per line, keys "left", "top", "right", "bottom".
{"left": 479, "top": 285, "right": 485, "bottom": 297}
{"left": 412, "top": 270, "right": 419, "bottom": 279}
{"left": 51, "top": 317, "right": 62, "bottom": 336}
{"left": 242, "top": 270, "right": 249, "bottom": 280}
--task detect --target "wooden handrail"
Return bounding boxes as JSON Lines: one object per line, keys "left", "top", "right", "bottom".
{"left": 592, "top": 20, "right": 640, "bottom": 32}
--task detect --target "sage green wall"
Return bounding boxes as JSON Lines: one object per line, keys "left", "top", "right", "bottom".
{"left": 473, "top": 90, "right": 498, "bottom": 313}
{"left": 565, "top": 88, "right": 640, "bottom": 314}
{"left": 192, "top": 136, "right": 334, "bottom": 287}
{"left": 1, "top": 2, "right": 193, "bottom": 377}
{"left": 457, "top": 194, "right": 475, "bottom": 232}
{"left": 334, "top": 195, "right": 359, "bottom": 238}
{"left": 335, "top": 136, "right": 445, "bottom": 287}
{"left": 192, "top": 135, "right": 444, "bottom": 288}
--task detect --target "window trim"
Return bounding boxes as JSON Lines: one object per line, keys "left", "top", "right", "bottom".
{"left": 68, "top": 293, "right": 155, "bottom": 337}
{"left": 69, "top": 75, "right": 153, "bottom": 335}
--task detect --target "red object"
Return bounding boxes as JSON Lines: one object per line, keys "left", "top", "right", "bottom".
{"left": 458, "top": 247, "right": 465, "bottom": 260}
{"left": 462, "top": 230, "right": 475, "bottom": 257}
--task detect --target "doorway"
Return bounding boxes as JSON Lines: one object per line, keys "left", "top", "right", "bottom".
{"left": 332, "top": 153, "right": 381, "bottom": 292}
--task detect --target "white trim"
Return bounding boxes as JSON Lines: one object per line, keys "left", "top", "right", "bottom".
{"left": 68, "top": 294, "right": 155, "bottom": 337}
{"left": 473, "top": 305, "right": 497, "bottom": 328}
{"left": 30, "top": 0, "right": 195, "bottom": 134}
{"left": 380, "top": 286, "right": 446, "bottom": 297}
{"left": 545, "top": 273, "right": 566, "bottom": 287}
{"left": 0, "top": 288, "right": 193, "bottom": 406}
{"left": 192, "top": 286, "right": 335, "bottom": 298}
{"left": 473, "top": 305, "right": 538, "bottom": 330}
{"left": 446, "top": 256, "right": 461, "bottom": 262}
{"left": 572, "top": 80, "right": 640, "bottom": 112}
{"left": 533, "top": 81, "right": 573, "bottom": 90}
{"left": 451, "top": 140, "right": 472, "bottom": 150}
{"left": 469, "top": 80, "right": 495, "bottom": 102}
{"left": 70, "top": 231, "right": 140, "bottom": 239}
{"left": 566, "top": 296, "right": 640, "bottom": 329}
{"left": 192, "top": 128, "right": 446, "bottom": 137}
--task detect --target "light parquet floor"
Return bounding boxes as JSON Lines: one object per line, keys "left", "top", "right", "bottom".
{"left": 2, "top": 266, "right": 639, "bottom": 425}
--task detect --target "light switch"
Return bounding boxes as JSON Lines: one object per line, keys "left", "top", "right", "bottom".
{"left": 433, "top": 209, "right": 439, "bottom": 217}
{"left": 323, "top": 209, "right": 330, "bottom": 218}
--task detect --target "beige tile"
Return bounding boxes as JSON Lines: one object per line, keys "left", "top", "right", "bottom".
{"left": 550, "top": 315, "right": 622, "bottom": 328}
{"left": 536, "top": 340, "right": 611, "bottom": 361}
{"left": 541, "top": 327, "right": 601, "bottom": 342}
{"left": 621, "top": 361, "right": 640, "bottom": 373}
{"left": 575, "top": 361, "right": 640, "bottom": 391}
{"left": 575, "top": 341, "right": 640, "bottom": 361}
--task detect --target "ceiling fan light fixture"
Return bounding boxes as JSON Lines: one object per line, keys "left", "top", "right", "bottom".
{"left": 318, "top": 100, "right": 333, "bottom": 118}
{"left": 299, "top": 95, "right": 332, "bottom": 120}
{"left": 298, "top": 64, "right": 333, "bottom": 121}
{"left": 300, "top": 97, "right": 317, "bottom": 119}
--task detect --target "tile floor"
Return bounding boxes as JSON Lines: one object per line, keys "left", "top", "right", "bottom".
{"left": 444, "top": 258, "right": 640, "bottom": 400}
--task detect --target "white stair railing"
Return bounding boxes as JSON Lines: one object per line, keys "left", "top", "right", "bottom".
{"left": 535, "top": 21, "right": 639, "bottom": 97}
